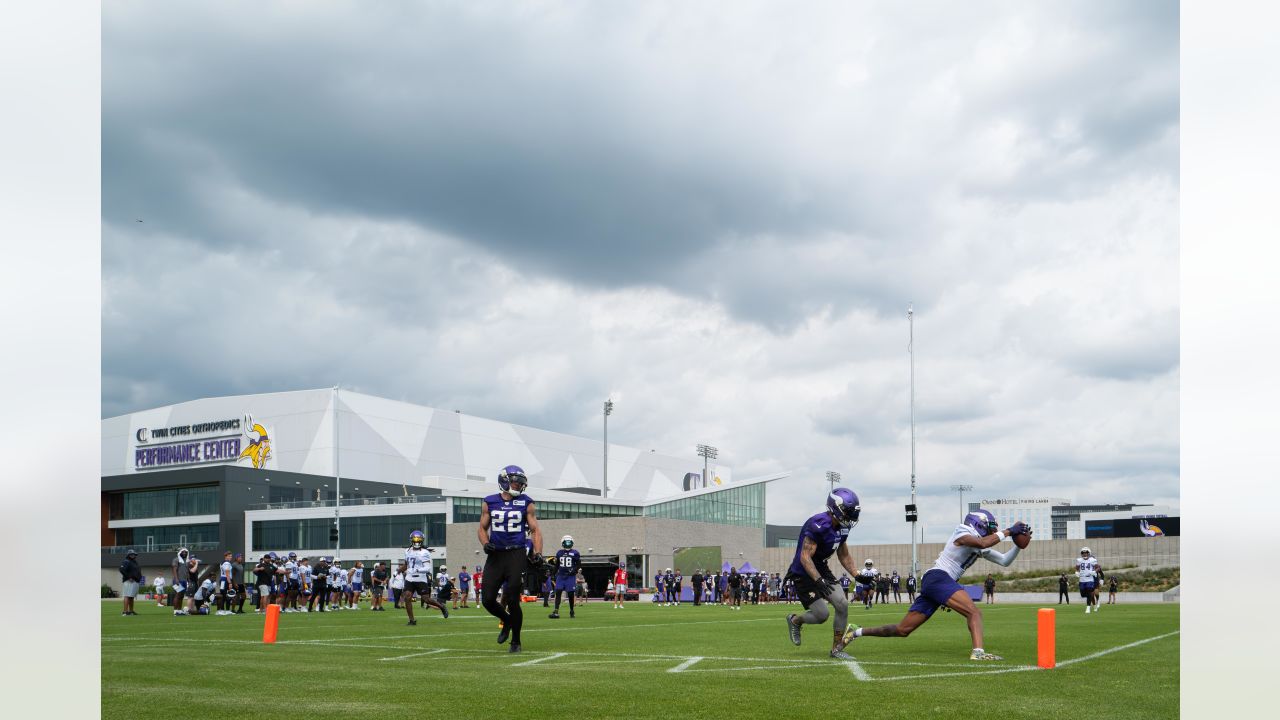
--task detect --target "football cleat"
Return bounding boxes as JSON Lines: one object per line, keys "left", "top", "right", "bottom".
{"left": 406, "top": 619, "right": 417, "bottom": 626}
{"left": 440, "top": 606, "right": 449, "bottom": 619}
{"left": 969, "top": 650, "right": 1003, "bottom": 661}
{"left": 497, "top": 624, "right": 511, "bottom": 644}
{"left": 830, "top": 649, "right": 855, "bottom": 660}
{"left": 508, "top": 643, "right": 522, "bottom": 654}
{"left": 549, "top": 612, "right": 560, "bottom": 619}
{"left": 841, "top": 624, "right": 859, "bottom": 648}
{"left": 786, "top": 614, "right": 802, "bottom": 646}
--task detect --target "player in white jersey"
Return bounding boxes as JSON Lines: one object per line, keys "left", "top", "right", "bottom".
{"left": 846, "top": 509, "right": 1031, "bottom": 661}
{"left": 402, "top": 530, "right": 449, "bottom": 625}
{"left": 330, "top": 561, "right": 348, "bottom": 610}
{"left": 217, "top": 552, "right": 235, "bottom": 615}
{"left": 854, "top": 560, "right": 878, "bottom": 609}
{"left": 1076, "top": 548, "right": 1102, "bottom": 614}
{"left": 282, "top": 553, "right": 301, "bottom": 612}
{"left": 297, "top": 559, "right": 313, "bottom": 612}
{"left": 348, "top": 562, "right": 364, "bottom": 609}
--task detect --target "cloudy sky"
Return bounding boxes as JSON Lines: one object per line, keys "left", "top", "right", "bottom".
{"left": 102, "top": 1, "right": 1178, "bottom": 542}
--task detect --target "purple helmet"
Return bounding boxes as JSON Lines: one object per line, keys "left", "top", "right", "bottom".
{"left": 826, "top": 488, "right": 861, "bottom": 528}
{"left": 965, "top": 509, "right": 999, "bottom": 537}
{"left": 498, "top": 465, "right": 528, "bottom": 494}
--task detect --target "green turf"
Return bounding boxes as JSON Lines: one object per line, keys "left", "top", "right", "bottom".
{"left": 102, "top": 599, "right": 1178, "bottom": 719}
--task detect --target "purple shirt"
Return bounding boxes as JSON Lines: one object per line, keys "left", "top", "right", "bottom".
{"left": 787, "top": 511, "right": 851, "bottom": 577}
{"left": 484, "top": 492, "right": 533, "bottom": 549}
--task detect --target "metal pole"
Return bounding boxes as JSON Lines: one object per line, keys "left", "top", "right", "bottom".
{"left": 333, "top": 386, "right": 341, "bottom": 560}
{"left": 909, "top": 304, "right": 918, "bottom": 579}
{"left": 603, "top": 399, "right": 613, "bottom": 499}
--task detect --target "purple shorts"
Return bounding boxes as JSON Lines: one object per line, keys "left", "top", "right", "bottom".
{"left": 908, "top": 569, "right": 963, "bottom": 618}
{"left": 554, "top": 575, "right": 577, "bottom": 592}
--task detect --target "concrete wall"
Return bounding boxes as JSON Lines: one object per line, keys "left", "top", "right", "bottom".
{"left": 761, "top": 536, "right": 1179, "bottom": 577}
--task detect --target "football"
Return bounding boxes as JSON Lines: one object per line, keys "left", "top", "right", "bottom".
{"left": 1013, "top": 531, "right": 1032, "bottom": 549}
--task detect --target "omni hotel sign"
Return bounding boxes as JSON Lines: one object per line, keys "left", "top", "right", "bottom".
{"left": 980, "top": 498, "right": 1058, "bottom": 505}
{"left": 133, "top": 418, "right": 244, "bottom": 470}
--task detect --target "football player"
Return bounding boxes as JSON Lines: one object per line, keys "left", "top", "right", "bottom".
{"left": 282, "top": 552, "right": 300, "bottom": 612}
{"left": 783, "top": 487, "right": 865, "bottom": 659}
{"left": 171, "top": 547, "right": 193, "bottom": 616}
{"left": 855, "top": 559, "right": 878, "bottom": 609}
{"left": 402, "top": 530, "right": 449, "bottom": 625}
{"left": 349, "top": 561, "right": 364, "bottom": 609}
{"left": 297, "top": 557, "right": 313, "bottom": 612}
{"left": 612, "top": 560, "right": 628, "bottom": 609}
{"left": 846, "top": 509, "right": 1030, "bottom": 661}
{"left": 455, "top": 566, "right": 471, "bottom": 609}
{"left": 216, "top": 551, "right": 235, "bottom": 615}
{"left": 549, "top": 535, "right": 581, "bottom": 619}
{"left": 478, "top": 465, "right": 542, "bottom": 653}
{"left": 436, "top": 565, "right": 453, "bottom": 609}
{"left": 1077, "top": 547, "right": 1102, "bottom": 614}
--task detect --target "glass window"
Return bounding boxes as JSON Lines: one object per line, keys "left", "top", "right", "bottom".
{"left": 112, "top": 486, "right": 219, "bottom": 520}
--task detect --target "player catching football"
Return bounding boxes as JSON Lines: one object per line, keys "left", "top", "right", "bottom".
{"left": 845, "top": 508, "right": 1031, "bottom": 661}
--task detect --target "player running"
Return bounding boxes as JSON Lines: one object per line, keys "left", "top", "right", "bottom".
{"left": 845, "top": 509, "right": 1030, "bottom": 661}
{"left": 855, "top": 559, "right": 878, "bottom": 609}
{"left": 783, "top": 487, "right": 865, "bottom": 660}
{"left": 1077, "top": 547, "right": 1101, "bottom": 614}
{"left": 549, "top": 535, "right": 581, "bottom": 619}
{"left": 402, "top": 531, "right": 449, "bottom": 625}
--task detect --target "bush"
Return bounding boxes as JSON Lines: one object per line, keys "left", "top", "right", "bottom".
{"left": 101, "top": 584, "right": 118, "bottom": 598}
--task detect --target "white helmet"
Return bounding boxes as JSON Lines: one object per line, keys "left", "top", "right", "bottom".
{"left": 1080, "top": 547, "right": 1091, "bottom": 557}
{"left": 864, "top": 559, "right": 874, "bottom": 567}
{"left": 561, "top": 535, "right": 574, "bottom": 549}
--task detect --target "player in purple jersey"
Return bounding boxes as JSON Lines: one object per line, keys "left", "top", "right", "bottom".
{"left": 784, "top": 487, "right": 865, "bottom": 660}
{"left": 478, "top": 465, "right": 543, "bottom": 654}
{"left": 548, "top": 535, "right": 581, "bottom": 619}
{"left": 844, "top": 509, "right": 1031, "bottom": 661}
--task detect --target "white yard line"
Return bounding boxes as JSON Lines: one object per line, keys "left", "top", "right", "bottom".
{"left": 845, "top": 660, "right": 871, "bottom": 681}
{"left": 511, "top": 652, "right": 568, "bottom": 666}
{"left": 668, "top": 657, "right": 704, "bottom": 673}
{"left": 379, "top": 648, "right": 449, "bottom": 661}
{"left": 1055, "top": 630, "right": 1180, "bottom": 667}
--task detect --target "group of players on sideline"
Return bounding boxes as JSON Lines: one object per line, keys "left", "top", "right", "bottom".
{"left": 114, "top": 465, "right": 1113, "bottom": 660}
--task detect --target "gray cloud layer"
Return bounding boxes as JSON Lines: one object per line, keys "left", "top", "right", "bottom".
{"left": 103, "top": 1, "right": 1179, "bottom": 542}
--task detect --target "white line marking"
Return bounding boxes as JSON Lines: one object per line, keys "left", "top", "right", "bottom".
{"left": 512, "top": 652, "right": 567, "bottom": 666}
{"left": 1056, "top": 630, "right": 1180, "bottom": 667}
{"left": 379, "top": 648, "right": 449, "bottom": 661}
{"left": 846, "top": 660, "right": 871, "bottom": 681}
{"left": 681, "top": 663, "right": 824, "bottom": 673}
{"left": 668, "top": 657, "right": 704, "bottom": 673}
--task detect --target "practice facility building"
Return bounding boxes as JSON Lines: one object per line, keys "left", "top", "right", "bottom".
{"left": 101, "top": 388, "right": 786, "bottom": 593}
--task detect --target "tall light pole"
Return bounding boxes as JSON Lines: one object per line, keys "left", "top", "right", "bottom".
{"left": 826, "top": 470, "right": 841, "bottom": 494}
{"left": 950, "top": 484, "right": 974, "bottom": 520}
{"left": 603, "top": 399, "right": 613, "bottom": 499}
{"left": 908, "top": 304, "right": 918, "bottom": 579}
{"left": 332, "top": 385, "right": 342, "bottom": 561}
{"left": 697, "top": 444, "right": 718, "bottom": 489}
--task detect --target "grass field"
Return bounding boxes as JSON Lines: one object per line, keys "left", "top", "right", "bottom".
{"left": 102, "top": 599, "right": 1178, "bottom": 719}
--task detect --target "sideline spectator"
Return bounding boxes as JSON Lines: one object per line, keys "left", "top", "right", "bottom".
{"left": 1058, "top": 574, "right": 1071, "bottom": 604}
{"left": 1108, "top": 576, "right": 1119, "bottom": 604}
{"left": 984, "top": 574, "right": 996, "bottom": 604}
{"left": 119, "top": 550, "right": 143, "bottom": 616}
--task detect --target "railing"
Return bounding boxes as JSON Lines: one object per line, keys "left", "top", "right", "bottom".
{"left": 102, "top": 542, "right": 220, "bottom": 555}
{"left": 245, "top": 495, "right": 447, "bottom": 511}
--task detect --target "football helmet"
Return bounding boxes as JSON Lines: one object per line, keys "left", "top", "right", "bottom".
{"left": 1080, "top": 547, "right": 1091, "bottom": 558}
{"left": 826, "top": 488, "right": 862, "bottom": 528}
{"left": 287, "top": 552, "right": 297, "bottom": 560}
{"left": 964, "top": 509, "right": 999, "bottom": 537}
{"left": 498, "top": 465, "right": 528, "bottom": 494}
{"left": 409, "top": 530, "right": 425, "bottom": 548}
{"left": 561, "top": 535, "right": 574, "bottom": 549}
{"left": 864, "top": 559, "right": 874, "bottom": 568}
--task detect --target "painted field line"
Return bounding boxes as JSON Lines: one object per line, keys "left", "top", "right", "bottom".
{"left": 872, "top": 630, "right": 1180, "bottom": 682}
{"left": 681, "top": 663, "right": 825, "bottom": 674}
{"left": 543, "top": 658, "right": 672, "bottom": 668}
{"left": 379, "top": 648, "right": 449, "bottom": 661}
{"left": 1056, "top": 630, "right": 1180, "bottom": 667}
{"left": 846, "top": 660, "right": 871, "bottom": 681}
{"left": 668, "top": 657, "right": 704, "bottom": 673}
{"left": 512, "top": 652, "right": 567, "bottom": 666}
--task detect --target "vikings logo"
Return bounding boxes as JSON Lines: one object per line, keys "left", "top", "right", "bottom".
{"left": 1139, "top": 519, "right": 1164, "bottom": 537}
{"left": 238, "top": 414, "right": 272, "bottom": 469}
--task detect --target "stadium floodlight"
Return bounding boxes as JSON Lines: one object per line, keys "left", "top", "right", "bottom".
{"left": 697, "top": 444, "right": 719, "bottom": 489}
{"left": 603, "top": 399, "right": 614, "bottom": 499}
{"left": 950, "top": 484, "right": 974, "bottom": 521}
{"left": 826, "top": 470, "right": 841, "bottom": 494}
